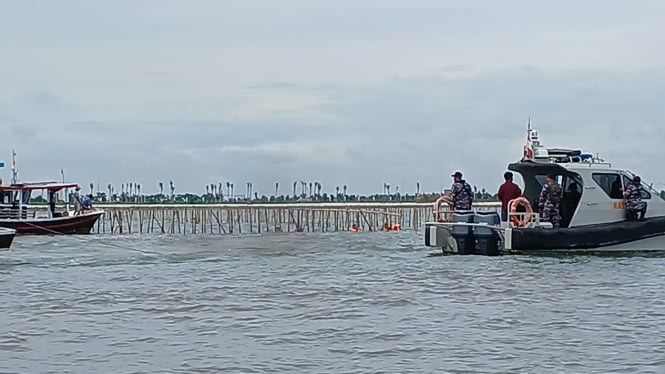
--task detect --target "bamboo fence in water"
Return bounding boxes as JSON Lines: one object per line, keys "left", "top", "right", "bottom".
{"left": 86, "top": 202, "right": 501, "bottom": 235}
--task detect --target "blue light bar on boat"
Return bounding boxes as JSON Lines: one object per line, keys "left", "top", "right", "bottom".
{"left": 0, "top": 161, "right": 4, "bottom": 168}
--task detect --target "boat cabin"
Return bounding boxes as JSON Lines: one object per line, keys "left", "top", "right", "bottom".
{"left": 0, "top": 182, "right": 80, "bottom": 219}
{"left": 511, "top": 128, "right": 665, "bottom": 227}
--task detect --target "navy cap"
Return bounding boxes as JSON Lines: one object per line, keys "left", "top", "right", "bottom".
{"left": 451, "top": 171, "right": 463, "bottom": 178}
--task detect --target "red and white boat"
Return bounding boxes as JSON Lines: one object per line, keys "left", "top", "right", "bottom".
{"left": 0, "top": 182, "right": 104, "bottom": 235}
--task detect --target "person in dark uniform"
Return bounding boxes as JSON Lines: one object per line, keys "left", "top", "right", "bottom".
{"left": 539, "top": 174, "right": 562, "bottom": 227}
{"left": 623, "top": 175, "right": 647, "bottom": 221}
{"left": 450, "top": 171, "right": 473, "bottom": 210}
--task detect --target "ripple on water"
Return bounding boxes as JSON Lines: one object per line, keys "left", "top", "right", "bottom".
{"left": 1, "top": 233, "right": 665, "bottom": 373}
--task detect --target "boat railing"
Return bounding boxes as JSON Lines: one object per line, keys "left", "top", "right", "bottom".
{"left": 506, "top": 210, "right": 548, "bottom": 228}
{"left": 505, "top": 197, "right": 553, "bottom": 228}
{"left": 0, "top": 207, "right": 28, "bottom": 219}
{"left": 427, "top": 210, "right": 549, "bottom": 229}
{"left": 580, "top": 161, "right": 613, "bottom": 168}
{"left": 624, "top": 170, "right": 663, "bottom": 196}
{"left": 432, "top": 202, "right": 501, "bottom": 223}
{"left": 643, "top": 181, "right": 662, "bottom": 195}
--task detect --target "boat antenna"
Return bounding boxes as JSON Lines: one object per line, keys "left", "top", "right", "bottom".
{"left": 10, "top": 150, "right": 18, "bottom": 185}
{"left": 527, "top": 116, "right": 531, "bottom": 131}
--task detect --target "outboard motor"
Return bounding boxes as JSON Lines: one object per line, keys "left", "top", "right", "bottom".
{"left": 451, "top": 210, "right": 475, "bottom": 255}
{"left": 473, "top": 211, "right": 501, "bottom": 256}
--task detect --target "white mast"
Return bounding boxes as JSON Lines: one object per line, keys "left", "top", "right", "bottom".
{"left": 11, "top": 150, "right": 17, "bottom": 184}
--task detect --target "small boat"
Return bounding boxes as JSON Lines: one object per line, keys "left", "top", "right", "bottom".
{"left": 0, "top": 227, "right": 16, "bottom": 249}
{"left": 425, "top": 123, "right": 665, "bottom": 255}
{"left": 0, "top": 182, "right": 104, "bottom": 235}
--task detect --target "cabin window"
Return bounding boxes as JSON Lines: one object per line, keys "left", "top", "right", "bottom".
{"left": 592, "top": 173, "right": 624, "bottom": 199}
{"left": 534, "top": 174, "right": 563, "bottom": 188}
{"left": 621, "top": 175, "right": 651, "bottom": 200}
{"left": 562, "top": 174, "right": 583, "bottom": 200}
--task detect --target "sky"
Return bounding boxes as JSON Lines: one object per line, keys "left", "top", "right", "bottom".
{"left": 2, "top": 0, "right": 665, "bottom": 196}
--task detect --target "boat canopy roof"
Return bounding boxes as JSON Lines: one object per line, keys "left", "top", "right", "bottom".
{"left": 0, "top": 182, "right": 80, "bottom": 192}
{"left": 508, "top": 160, "right": 570, "bottom": 175}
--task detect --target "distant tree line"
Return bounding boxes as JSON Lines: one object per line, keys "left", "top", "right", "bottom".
{"left": 28, "top": 179, "right": 665, "bottom": 205}
{"left": 27, "top": 180, "right": 502, "bottom": 204}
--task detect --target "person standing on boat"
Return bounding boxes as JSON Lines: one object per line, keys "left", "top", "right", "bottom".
{"left": 48, "top": 190, "right": 61, "bottom": 218}
{"left": 623, "top": 175, "right": 647, "bottom": 221}
{"left": 450, "top": 171, "right": 473, "bottom": 210}
{"left": 538, "top": 174, "right": 562, "bottom": 227}
{"left": 72, "top": 186, "right": 83, "bottom": 215}
{"left": 498, "top": 171, "right": 522, "bottom": 221}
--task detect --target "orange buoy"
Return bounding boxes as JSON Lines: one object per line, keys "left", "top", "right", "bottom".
{"left": 509, "top": 197, "right": 533, "bottom": 227}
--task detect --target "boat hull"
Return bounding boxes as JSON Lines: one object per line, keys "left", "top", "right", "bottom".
{"left": 425, "top": 216, "right": 665, "bottom": 255}
{"left": 425, "top": 222, "right": 504, "bottom": 256}
{"left": 0, "top": 211, "right": 104, "bottom": 235}
{"left": 510, "top": 216, "right": 665, "bottom": 252}
{"left": 0, "top": 228, "right": 16, "bottom": 249}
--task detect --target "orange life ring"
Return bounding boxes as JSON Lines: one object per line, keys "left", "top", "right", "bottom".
{"left": 433, "top": 195, "right": 454, "bottom": 222}
{"left": 509, "top": 197, "right": 532, "bottom": 227}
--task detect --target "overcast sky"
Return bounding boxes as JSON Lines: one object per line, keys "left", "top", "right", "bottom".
{"left": 2, "top": 0, "right": 665, "bottom": 196}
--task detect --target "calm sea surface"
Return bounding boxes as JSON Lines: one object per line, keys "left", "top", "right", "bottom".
{"left": 1, "top": 231, "right": 665, "bottom": 373}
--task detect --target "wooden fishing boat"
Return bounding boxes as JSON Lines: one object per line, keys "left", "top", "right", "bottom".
{"left": 0, "top": 182, "right": 104, "bottom": 235}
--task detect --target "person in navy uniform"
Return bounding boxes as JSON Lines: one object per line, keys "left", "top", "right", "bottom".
{"left": 539, "top": 174, "right": 562, "bottom": 227}
{"left": 623, "top": 175, "right": 647, "bottom": 221}
{"left": 450, "top": 171, "right": 473, "bottom": 210}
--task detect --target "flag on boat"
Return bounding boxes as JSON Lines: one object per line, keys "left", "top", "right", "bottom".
{"left": 524, "top": 131, "right": 534, "bottom": 159}
{"left": 523, "top": 117, "right": 541, "bottom": 160}
{"left": 0, "top": 162, "right": 4, "bottom": 168}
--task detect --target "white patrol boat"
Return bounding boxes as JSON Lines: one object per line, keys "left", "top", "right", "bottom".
{"left": 425, "top": 124, "right": 665, "bottom": 255}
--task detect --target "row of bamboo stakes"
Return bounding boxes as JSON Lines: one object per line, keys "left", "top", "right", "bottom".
{"left": 88, "top": 202, "right": 501, "bottom": 235}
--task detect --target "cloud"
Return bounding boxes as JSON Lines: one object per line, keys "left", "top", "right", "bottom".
{"left": 1, "top": 2, "right": 665, "bottom": 196}
{"left": 4, "top": 68, "right": 665, "bottom": 196}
